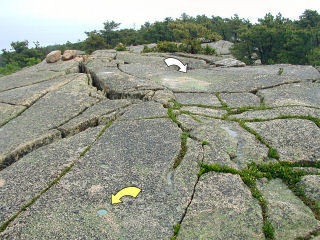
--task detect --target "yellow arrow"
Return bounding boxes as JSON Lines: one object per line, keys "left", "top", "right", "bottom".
{"left": 111, "top": 187, "right": 141, "bottom": 204}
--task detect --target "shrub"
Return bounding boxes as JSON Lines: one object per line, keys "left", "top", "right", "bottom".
{"left": 0, "top": 63, "right": 21, "bottom": 76}
{"left": 200, "top": 44, "right": 217, "bottom": 55}
{"left": 307, "top": 47, "right": 320, "bottom": 66}
{"left": 142, "top": 45, "right": 157, "bottom": 53}
{"left": 115, "top": 43, "right": 127, "bottom": 51}
{"left": 157, "top": 41, "right": 179, "bottom": 52}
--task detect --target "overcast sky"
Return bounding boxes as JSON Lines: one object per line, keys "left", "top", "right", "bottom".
{"left": 0, "top": 0, "right": 319, "bottom": 50}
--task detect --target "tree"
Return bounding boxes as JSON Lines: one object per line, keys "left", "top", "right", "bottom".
{"left": 298, "top": 9, "right": 320, "bottom": 28}
{"left": 84, "top": 31, "right": 110, "bottom": 53}
{"left": 100, "top": 21, "right": 121, "bottom": 46}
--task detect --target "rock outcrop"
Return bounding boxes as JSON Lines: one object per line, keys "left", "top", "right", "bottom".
{"left": 201, "top": 40, "right": 234, "bottom": 55}
{"left": 0, "top": 49, "right": 320, "bottom": 239}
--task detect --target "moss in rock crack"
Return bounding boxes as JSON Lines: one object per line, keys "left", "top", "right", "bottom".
{"left": 198, "top": 161, "right": 320, "bottom": 239}
{"left": 169, "top": 223, "right": 181, "bottom": 240}
{"left": 268, "top": 148, "right": 279, "bottom": 159}
{"left": 236, "top": 120, "right": 280, "bottom": 160}
{"left": 168, "top": 100, "right": 183, "bottom": 110}
{"left": 198, "top": 162, "right": 274, "bottom": 239}
{"left": 253, "top": 162, "right": 320, "bottom": 220}
{"left": 0, "top": 161, "right": 75, "bottom": 232}
{"left": 227, "top": 105, "right": 270, "bottom": 115}
{"left": 215, "top": 93, "right": 228, "bottom": 108}
{"left": 173, "top": 132, "right": 189, "bottom": 169}
{"left": 263, "top": 220, "right": 275, "bottom": 240}
{"left": 201, "top": 140, "right": 209, "bottom": 146}
{"left": 275, "top": 115, "right": 320, "bottom": 128}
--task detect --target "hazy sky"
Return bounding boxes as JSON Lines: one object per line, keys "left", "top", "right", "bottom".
{"left": 0, "top": 0, "right": 319, "bottom": 50}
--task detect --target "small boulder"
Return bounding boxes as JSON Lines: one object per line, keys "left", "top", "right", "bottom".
{"left": 62, "top": 50, "right": 78, "bottom": 61}
{"left": 46, "top": 50, "right": 61, "bottom": 63}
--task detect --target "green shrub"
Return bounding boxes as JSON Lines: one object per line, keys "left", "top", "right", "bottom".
{"left": 200, "top": 44, "right": 217, "bottom": 55}
{"left": 26, "top": 57, "right": 41, "bottom": 66}
{"left": 0, "top": 63, "right": 21, "bottom": 76}
{"left": 142, "top": 45, "right": 157, "bottom": 53}
{"left": 115, "top": 43, "right": 127, "bottom": 51}
{"left": 157, "top": 41, "right": 179, "bottom": 52}
{"left": 307, "top": 47, "right": 320, "bottom": 66}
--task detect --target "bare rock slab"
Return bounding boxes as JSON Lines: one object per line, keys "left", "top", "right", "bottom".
{"left": 0, "top": 69, "right": 65, "bottom": 92}
{"left": 84, "top": 56, "right": 163, "bottom": 99}
{"left": 1, "top": 119, "right": 201, "bottom": 239}
{"left": 190, "top": 119, "right": 269, "bottom": 169}
{"left": 174, "top": 93, "right": 221, "bottom": 106}
{"left": 0, "top": 74, "right": 99, "bottom": 168}
{"left": 0, "top": 126, "right": 103, "bottom": 226}
{"left": 181, "top": 106, "right": 227, "bottom": 117}
{"left": 0, "top": 74, "right": 76, "bottom": 106}
{"left": 298, "top": 175, "right": 320, "bottom": 206}
{"left": 120, "top": 101, "right": 167, "bottom": 120}
{"left": 258, "top": 82, "right": 320, "bottom": 107}
{"left": 151, "top": 64, "right": 319, "bottom": 92}
{"left": 59, "top": 99, "right": 130, "bottom": 137}
{"left": 246, "top": 119, "right": 320, "bottom": 163}
{"left": 201, "top": 40, "right": 234, "bottom": 55}
{"left": 177, "top": 114, "right": 203, "bottom": 131}
{"left": 257, "top": 178, "right": 320, "bottom": 239}
{"left": 177, "top": 172, "right": 264, "bottom": 240}
{"left": 0, "top": 103, "right": 26, "bottom": 126}
{"left": 214, "top": 58, "right": 246, "bottom": 67}
{"left": 220, "top": 92, "right": 260, "bottom": 107}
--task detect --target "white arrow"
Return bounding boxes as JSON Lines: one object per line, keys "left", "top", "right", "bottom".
{"left": 164, "top": 58, "right": 188, "bottom": 73}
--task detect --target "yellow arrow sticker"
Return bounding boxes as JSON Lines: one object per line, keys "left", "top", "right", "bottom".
{"left": 111, "top": 187, "right": 141, "bottom": 204}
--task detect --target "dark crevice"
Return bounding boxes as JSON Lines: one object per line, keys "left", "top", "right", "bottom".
{"left": 0, "top": 101, "right": 24, "bottom": 106}
{"left": 58, "top": 108, "right": 128, "bottom": 138}
{"left": 248, "top": 80, "right": 303, "bottom": 94}
{"left": 170, "top": 143, "right": 205, "bottom": 239}
{"left": 0, "top": 131, "right": 61, "bottom": 171}
{"left": 250, "top": 89, "right": 265, "bottom": 106}
{"left": 80, "top": 61, "right": 151, "bottom": 101}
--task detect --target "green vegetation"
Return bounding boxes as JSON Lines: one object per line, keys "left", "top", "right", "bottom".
{"left": 172, "top": 132, "right": 189, "bottom": 169}
{"left": 1, "top": 9, "right": 319, "bottom": 77}
{"left": 278, "top": 67, "right": 283, "bottom": 75}
{"left": 142, "top": 40, "right": 216, "bottom": 55}
{"left": 115, "top": 43, "right": 127, "bottom": 51}
{"left": 231, "top": 10, "right": 320, "bottom": 65}
{"left": 0, "top": 40, "right": 84, "bottom": 76}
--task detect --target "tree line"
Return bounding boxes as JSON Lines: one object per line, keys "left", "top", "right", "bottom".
{"left": 1, "top": 9, "right": 319, "bottom": 76}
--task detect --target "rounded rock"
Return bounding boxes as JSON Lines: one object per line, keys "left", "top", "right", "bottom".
{"left": 46, "top": 50, "right": 61, "bottom": 63}
{"left": 62, "top": 50, "right": 78, "bottom": 61}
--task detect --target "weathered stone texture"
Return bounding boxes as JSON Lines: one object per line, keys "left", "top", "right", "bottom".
{"left": 177, "top": 172, "right": 264, "bottom": 239}
{"left": 257, "top": 178, "right": 320, "bottom": 240}
{"left": 1, "top": 49, "right": 320, "bottom": 239}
